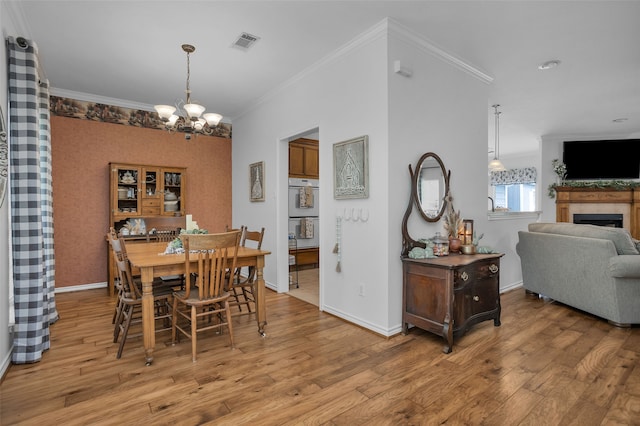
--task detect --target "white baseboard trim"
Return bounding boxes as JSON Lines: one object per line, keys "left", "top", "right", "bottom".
{"left": 500, "top": 280, "right": 523, "bottom": 294}
{"left": 321, "top": 304, "right": 395, "bottom": 337}
{"left": 0, "top": 346, "right": 12, "bottom": 380}
{"left": 55, "top": 281, "right": 108, "bottom": 293}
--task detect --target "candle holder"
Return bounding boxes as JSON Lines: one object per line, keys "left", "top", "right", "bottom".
{"left": 461, "top": 219, "right": 475, "bottom": 254}
{"left": 462, "top": 219, "right": 474, "bottom": 245}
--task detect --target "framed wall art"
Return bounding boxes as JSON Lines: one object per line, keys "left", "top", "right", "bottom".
{"left": 333, "top": 135, "right": 369, "bottom": 199}
{"left": 249, "top": 161, "right": 265, "bottom": 202}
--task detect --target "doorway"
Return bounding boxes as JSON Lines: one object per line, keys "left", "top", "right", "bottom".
{"left": 284, "top": 128, "right": 319, "bottom": 307}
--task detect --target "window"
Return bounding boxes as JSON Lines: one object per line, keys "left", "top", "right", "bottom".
{"left": 490, "top": 167, "right": 537, "bottom": 212}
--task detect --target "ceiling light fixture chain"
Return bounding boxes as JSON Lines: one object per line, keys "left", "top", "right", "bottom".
{"left": 488, "top": 104, "right": 506, "bottom": 172}
{"left": 184, "top": 44, "right": 193, "bottom": 106}
{"left": 154, "top": 44, "right": 222, "bottom": 139}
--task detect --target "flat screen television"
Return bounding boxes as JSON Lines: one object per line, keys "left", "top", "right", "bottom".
{"left": 563, "top": 139, "right": 640, "bottom": 180}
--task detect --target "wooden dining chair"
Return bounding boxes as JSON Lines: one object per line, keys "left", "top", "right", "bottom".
{"left": 228, "top": 227, "right": 265, "bottom": 316}
{"left": 171, "top": 230, "right": 241, "bottom": 362}
{"left": 112, "top": 249, "right": 174, "bottom": 359}
{"left": 108, "top": 227, "right": 182, "bottom": 293}
{"left": 107, "top": 227, "right": 126, "bottom": 325}
{"left": 147, "top": 227, "right": 180, "bottom": 242}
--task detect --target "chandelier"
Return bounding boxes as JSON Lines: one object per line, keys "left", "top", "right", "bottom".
{"left": 488, "top": 104, "right": 506, "bottom": 172}
{"left": 154, "top": 44, "right": 222, "bottom": 137}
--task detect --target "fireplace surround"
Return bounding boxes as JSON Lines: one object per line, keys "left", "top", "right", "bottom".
{"left": 555, "top": 186, "right": 640, "bottom": 239}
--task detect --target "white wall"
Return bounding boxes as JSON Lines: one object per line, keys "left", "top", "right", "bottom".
{"left": 232, "top": 19, "right": 522, "bottom": 335}
{"left": 386, "top": 29, "right": 490, "bottom": 329}
{"left": 232, "top": 20, "right": 391, "bottom": 333}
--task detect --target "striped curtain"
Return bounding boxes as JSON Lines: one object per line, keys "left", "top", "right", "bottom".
{"left": 8, "top": 36, "right": 58, "bottom": 364}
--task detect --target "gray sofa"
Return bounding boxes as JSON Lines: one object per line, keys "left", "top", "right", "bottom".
{"left": 516, "top": 222, "right": 640, "bottom": 326}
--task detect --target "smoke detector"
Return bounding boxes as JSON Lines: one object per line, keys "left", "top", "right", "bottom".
{"left": 232, "top": 32, "right": 260, "bottom": 51}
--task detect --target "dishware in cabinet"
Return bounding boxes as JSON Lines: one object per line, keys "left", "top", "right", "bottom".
{"left": 142, "top": 167, "right": 160, "bottom": 197}
{"left": 162, "top": 168, "right": 185, "bottom": 215}
{"left": 111, "top": 164, "right": 141, "bottom": 218}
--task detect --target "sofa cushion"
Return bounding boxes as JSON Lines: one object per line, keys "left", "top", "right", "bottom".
{"left": 528, "top": 222, "right": 639, "bottom": 255}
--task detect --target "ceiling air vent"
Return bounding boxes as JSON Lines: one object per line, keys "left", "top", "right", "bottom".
{"left": 232, "top": 32, "right": 260, "bottom": 51}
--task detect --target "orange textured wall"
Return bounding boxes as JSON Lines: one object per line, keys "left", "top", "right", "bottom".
{"left": 51, "top": 116, "right": 232, "bottom": 288}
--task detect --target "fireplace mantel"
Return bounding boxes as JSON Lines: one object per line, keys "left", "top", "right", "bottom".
{"left": 555, "top": 186, "right": 640, "bottom": 239}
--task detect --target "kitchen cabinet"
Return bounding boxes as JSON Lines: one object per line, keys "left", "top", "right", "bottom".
{"left": 290, "top": 247, "right": 319, "bottom": 269}
{"left": 289, "top": 138, "right": 318, "bottom": 179}
{"left": 401, "top": 253, "right": 503, "bottom": 353}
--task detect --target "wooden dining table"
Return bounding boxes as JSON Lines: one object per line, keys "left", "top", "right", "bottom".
{"left": 125, "top": 241, "right": 271, "bottom": 365}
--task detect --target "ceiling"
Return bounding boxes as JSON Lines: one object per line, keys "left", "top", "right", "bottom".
{"left": 7, "top": 0, "right": 640, "bottom": 156}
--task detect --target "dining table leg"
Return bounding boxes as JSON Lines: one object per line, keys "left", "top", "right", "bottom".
{"left": 255, "top": 254, "right": 267, "bottom": 337}
{"left": 140, "top": 266, "right": 155, "bottom": 365}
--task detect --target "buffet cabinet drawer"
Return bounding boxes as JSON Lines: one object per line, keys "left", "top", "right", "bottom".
{"left": 141, "top": 199, "right": 161, "bottom": 215}
{"left": 142, "top": 207, "right": 161, "bottom": 215}
{"left": 143, "top": 199, "right": 161, "bottom": 207}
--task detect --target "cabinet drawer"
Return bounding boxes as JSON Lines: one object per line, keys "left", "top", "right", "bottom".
{"left": 142, "top": 199, "right": 161, "bottom": 207}
{"left": 454, "top": 260, "right": 499, "bottom": 288}
{"left": 142, "top": 207, "right": 161, "bottom": 215}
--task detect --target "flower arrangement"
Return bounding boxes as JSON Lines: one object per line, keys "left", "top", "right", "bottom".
{"left": 548, "top": 158, "right": 568, "bottom": 198}
{"left": 442, "top": 194, "right": 463, "bottom": 239}
{"left": 552, "top": 159, "right": 567, "bottom": 184}
{"left": 167, "top": 228, "right": 209, "bottom": 251}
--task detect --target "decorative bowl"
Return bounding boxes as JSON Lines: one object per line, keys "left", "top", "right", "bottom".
{"left": 460, "top": 245, "right": 476, "bottom": 255}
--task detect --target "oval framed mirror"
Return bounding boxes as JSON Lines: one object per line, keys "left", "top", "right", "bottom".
{"left": 413, "top": 152, "right": 449, "bottom": 222}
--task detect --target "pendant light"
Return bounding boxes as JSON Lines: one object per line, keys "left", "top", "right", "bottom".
{"left": 154, "top": 44, "right": 222, "bottom": 137}
{"left": 489, "top": 104, "right": 506, "bottom": 172}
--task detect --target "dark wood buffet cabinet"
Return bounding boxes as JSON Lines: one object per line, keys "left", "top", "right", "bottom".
{"left": 401, "top": 253, "right": 503, "bottom": 353}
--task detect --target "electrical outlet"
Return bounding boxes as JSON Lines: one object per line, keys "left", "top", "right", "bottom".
{"left": 359, "top": 283, "right": 365, "bottom": 297}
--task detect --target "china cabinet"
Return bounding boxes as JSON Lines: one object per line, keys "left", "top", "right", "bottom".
{"left": 110, "top": 163, "right": 186, "bottom": 225}
{"left": 108, "top": 162, "right": 187, "bottom": 295}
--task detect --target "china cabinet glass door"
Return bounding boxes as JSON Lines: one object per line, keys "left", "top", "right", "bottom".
{"left": 112, "top": 165, "right": 141, "bottom": 218}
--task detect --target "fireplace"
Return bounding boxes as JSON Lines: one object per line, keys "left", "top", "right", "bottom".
{"left": 555, "top": 186, "right": 640, "bottom": 239}
{"left": 573, "top": 213, "right": 623, "bottom": 228}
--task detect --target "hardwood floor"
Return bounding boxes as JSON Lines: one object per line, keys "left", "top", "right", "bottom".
{"left": 1, "top": 287, "right": 639, "bottom": 425}
{"left": 287, "top": 267, "right": 319, "bottom": 306}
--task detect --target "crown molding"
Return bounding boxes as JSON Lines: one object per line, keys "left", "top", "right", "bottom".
{"left": 233, "top": 18, "right": 493, "bottom": 120}
{"left": 387, "top": 18, "right": 493, "bottom": 85}
{"left": 540, "top": 132, "right": 639, "bottom": 142}
{"left": 50, "top": 88, "right": 156, "bottom": 112}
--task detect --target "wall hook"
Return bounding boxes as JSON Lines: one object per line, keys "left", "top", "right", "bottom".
{"left": 360, "top": 208, "right": 369, "bottom": 222}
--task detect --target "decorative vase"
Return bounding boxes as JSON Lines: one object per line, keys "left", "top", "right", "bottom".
{"left": 448, "top": 237, "right": 462, "bottom": 253}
